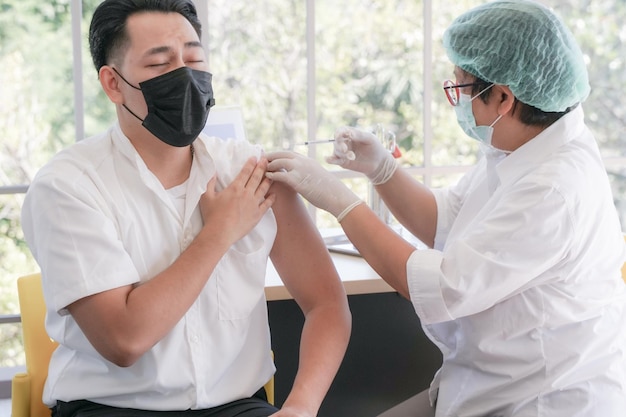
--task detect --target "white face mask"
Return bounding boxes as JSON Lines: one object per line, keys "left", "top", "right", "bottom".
{"left": 454, "top": 85, "right": 503, "bottom": 147}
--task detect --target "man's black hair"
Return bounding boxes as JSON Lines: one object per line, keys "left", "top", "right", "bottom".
{"left": 88, "top": 0, "right": 201, "bottom": 72}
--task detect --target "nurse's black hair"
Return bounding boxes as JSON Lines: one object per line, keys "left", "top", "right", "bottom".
{"left": 462, "top": 69, "right": 576, "bottom": 128}
{"left": 88, "top": 0, "right": 202, "bottom": 73}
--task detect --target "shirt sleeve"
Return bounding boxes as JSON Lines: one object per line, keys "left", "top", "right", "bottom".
{"left": 407, "top": 249, "right": 454, "bottom": 323}
{"left": 22, "top": 167, "right": 140, "bottom": 315}
{"left": 408, "top": 178, "right": 574, "bottom": 325}
{"left": 431, "top": 162, "right": 483, "bottom": 251}
{"left": 201, "top": 135, "right": 263, "bottom": 187}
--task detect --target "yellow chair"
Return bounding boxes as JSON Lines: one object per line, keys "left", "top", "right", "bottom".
{"left": 11, "top": 273, "right": 58, "bottom": 417}
{"left": 11, "top": 273, "right": 274, "bottom": 416}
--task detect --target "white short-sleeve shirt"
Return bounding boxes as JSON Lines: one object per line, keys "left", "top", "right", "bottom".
{"left": 407, "top": 106, "right": 626, "bottom": 416}
{"left": 21, "top": 123, "right": 277, "bottom": 410}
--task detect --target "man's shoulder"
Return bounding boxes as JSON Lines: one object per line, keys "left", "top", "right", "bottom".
{"left": 199, "top": 133, "right": 262, "bottom": 156}
{"left": 197, "top": 134, "right": 263, "bottom": 183}
{"left": 31, "top": 126, "right": 117, "bottom": 187}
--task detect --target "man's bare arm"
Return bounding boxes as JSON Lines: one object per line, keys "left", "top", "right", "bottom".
{"left": 269, "top": 182, "right": 351, "bottom": 417}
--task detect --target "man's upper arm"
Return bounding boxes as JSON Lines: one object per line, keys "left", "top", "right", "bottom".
{"left": 268, "top": 182, "right": 345, "bottom": 311}
{"left": 23, "top": 172, "right": 139, "bottom": 314}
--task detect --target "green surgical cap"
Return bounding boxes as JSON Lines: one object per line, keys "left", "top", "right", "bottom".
{"left": 443, "top": 0, "right": 590, "bottom": 112}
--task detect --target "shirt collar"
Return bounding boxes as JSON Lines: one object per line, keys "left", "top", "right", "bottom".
{"left": 111, "top": 122, "right": 142, "bottom": 165}
{"left": 110, "top": 123, "right": 216, "bottom": 196}
{"left": 495, "top": 105, "right": 586, "bottom": 187}
{"left": 110, "top": 123, "right": 162, "bottom": 191}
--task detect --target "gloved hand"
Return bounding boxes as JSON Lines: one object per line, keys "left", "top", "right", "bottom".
{"left": 326, "top": 126, "right": 398, "bottom": 185}
{"left": 265, "top": 151, "right": 363, "bottom": 222}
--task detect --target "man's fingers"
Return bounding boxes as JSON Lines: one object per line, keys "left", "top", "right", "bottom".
{"left": 231, "top": 157, "right": 258, "bottom": 188}
{"left": 244, "top": 157, "right": 268, "bottom": 188}
{"left": 259, "top": 192, "right": 276, "bottom": 211}
{"left": 255, "top": 176, "right": 273, "bottom": 201}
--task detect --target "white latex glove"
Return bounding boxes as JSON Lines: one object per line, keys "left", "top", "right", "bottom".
{"left": 265, "top": 151, "right": 363, "bottom": 222}
{"left": 326, "top": 126, "right": 398, "bottom": 185}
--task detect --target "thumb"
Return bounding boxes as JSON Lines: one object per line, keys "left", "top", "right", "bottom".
{"left": 265, "top": 170, "right": 300, "bottom": 190}
{"left": 266, "top": 156, "right": 292, "bottom": 172}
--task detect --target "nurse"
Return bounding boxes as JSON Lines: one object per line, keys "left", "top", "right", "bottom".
{"left": 266, "top": 0, "right": 626, "bottom": 416}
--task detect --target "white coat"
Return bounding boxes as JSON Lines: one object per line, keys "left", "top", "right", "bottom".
{"left": 408, "top": 107, "right": 626, "bottom": 416}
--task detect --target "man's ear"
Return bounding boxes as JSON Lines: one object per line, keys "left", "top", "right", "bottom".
{"left": 99, "top": 65, "right": 124, "bottom": 104}
{"left": 494, "top": 85, "right": 516, "bottom": 115}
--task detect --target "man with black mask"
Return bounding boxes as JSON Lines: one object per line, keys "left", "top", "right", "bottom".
{"left": 20, "top": 1, "right": 351, "bottom": 417}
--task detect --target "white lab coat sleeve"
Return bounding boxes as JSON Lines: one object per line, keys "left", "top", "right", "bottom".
{"left": 405, "top": 167, "right": 484, "bottom": 323}
{"left": 407, "top": 249, "right": 454, "bottom": 324}
{"left": 431, "top": 164, "right": 482, "bottom": 251}
{"left": 408, "top": 177, "right": 574, "bottom": 324}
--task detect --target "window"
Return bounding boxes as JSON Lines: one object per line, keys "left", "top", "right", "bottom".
{"left": 1, "top": 0, "right": 625, "bottom": 370}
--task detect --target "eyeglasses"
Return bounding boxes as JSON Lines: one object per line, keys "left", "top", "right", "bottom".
{"left": 442, "top": 80, "right": 492, "bottom": 106}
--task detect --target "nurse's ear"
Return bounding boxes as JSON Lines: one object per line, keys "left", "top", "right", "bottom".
{"left": 493, "top": 85, "right": 516, "bottom": 116}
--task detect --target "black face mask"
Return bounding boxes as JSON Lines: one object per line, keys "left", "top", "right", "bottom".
{"left": 114, "top": 67, "right": 216, "bottom": 147}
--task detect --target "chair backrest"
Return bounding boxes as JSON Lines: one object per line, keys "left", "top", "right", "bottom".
{"left": 17, "top": 273, "right": 58, "bottom": 417}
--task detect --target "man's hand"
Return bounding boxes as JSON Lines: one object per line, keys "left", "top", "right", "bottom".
{"left": 200, "top": 157, "right": 275, "bottom": 246}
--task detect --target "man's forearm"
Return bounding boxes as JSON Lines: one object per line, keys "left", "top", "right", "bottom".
{"left": 281, "top": 302, "right": 351, "bottom": 416}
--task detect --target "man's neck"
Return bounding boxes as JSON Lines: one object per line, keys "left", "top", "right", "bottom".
{"left": 123, "top": 123, "right": 194, "bottom": 189}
